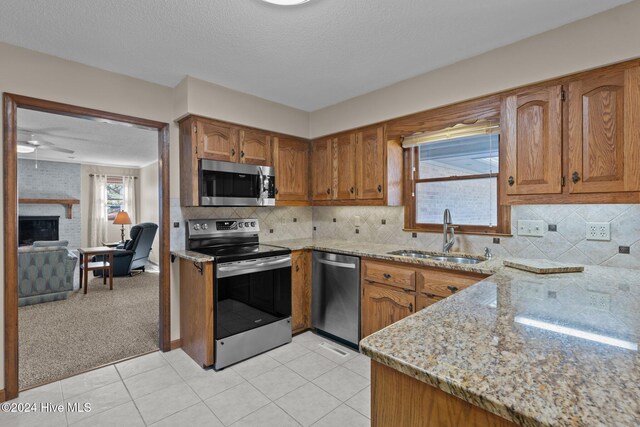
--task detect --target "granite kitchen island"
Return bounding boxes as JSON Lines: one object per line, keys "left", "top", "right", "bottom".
{"left": 360, "top": 265, "right": 640, "bottom": 426}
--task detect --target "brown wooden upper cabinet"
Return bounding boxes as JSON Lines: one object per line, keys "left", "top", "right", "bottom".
{"left": 311, "top": 138, "right": 333, "bottom": 201}
{"left": 503, "top": 62, "right": 640, "bottom": 200}
{"left": 179, "top": 115, "right": 309, "bottom": 206}
{"left": 239, "top": 129, "right": 271, "bottom": 166}
{"left": 356, "top": 126, "right": 385, "bottom": 199}
{"left": 502, "top": 84, "right": 563, "bottom": 195}
{"left": 567, "top": 65, "right": 640, "bottom": 193}
{"left": 334, "top": 133, "right": 357, "bottom": 200}
{"left": 311, "top": 125, "right": 402, "bottom": 205}
{"left": 273, "top": 136, "right": 310, "bottom": 204}
{"left": 197, "top": 120, "right": 238, "bottom": 162}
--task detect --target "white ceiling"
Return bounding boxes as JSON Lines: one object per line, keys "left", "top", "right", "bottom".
{"left": 0, "top": 0, "right": 632, "bottom": 111}
{"left": 17, "top": 109, "right": 158, "bottom": 168}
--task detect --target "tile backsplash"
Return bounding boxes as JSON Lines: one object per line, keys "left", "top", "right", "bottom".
{"left": 312, "top": 204, "right": 640, "bottom": 269}
{"left": 170, "top": 198, "right": 312, "bottom": 250}
{"left": 170, "top": 198, "right": 640, "bottom": 269}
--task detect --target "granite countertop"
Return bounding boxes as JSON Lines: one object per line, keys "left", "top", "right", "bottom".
{"left": 170, "top": 249, "right": 214, "bottom": 263}
{"left": 360, "top": 265, "right": 640, "bottom": 426}
{"left": 269, "top": 238, "right": 502, "bottom": 275}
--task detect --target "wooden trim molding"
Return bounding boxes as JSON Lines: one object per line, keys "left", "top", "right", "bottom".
{"left": 0, "top": 389, "right": 6, "bottom": 403}
{"left": 3, "top": 93, "right": 171, "bottom": 400}
{"left": 169, "top": 339, "right": 183, "bottom": 350}
{"left": 404, "top": 146, "right": 510, "bottom": 235}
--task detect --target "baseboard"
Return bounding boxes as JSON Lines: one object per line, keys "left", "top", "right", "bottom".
{"left": 169, "top": 339, "right": 183, "bottom": 350}
{"left": 0, "top": 389, "right": 6, "bottom": 403}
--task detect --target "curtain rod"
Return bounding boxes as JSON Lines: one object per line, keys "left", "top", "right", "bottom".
{"left": 89, "top": 174, "right": 138, "bottom": 179}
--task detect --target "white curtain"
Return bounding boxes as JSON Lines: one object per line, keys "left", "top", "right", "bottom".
{"left": 89, "top": 174, "right": 108, "bottom": 247}
{"left": 123, "top": 176, "right": 137, "bottom": 227}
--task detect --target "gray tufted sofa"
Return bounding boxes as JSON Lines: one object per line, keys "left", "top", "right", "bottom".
{"left": 18, "top": 241, "right": 78, "bottom": 306}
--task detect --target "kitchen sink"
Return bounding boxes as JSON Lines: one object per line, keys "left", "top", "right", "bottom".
{"left": 388, "top": 250, "right": 484, "bottom": 264}
{"left": 386, "top": 250, "right": 430, "bottom": 259}
{"left": 426, "top": 256, "right": 482, "bottom": 264}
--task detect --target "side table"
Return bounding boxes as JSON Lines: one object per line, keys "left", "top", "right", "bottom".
{"left": 78, "top": 247, "right": 116, "bottom": 294}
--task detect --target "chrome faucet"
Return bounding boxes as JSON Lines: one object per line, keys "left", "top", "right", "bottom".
{"left": 443, "top": 209, "right": 455, "bottom": 253}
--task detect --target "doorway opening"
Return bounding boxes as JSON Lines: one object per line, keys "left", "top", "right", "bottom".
{"left": 3, "top": 94, "right": 171, "bottom": 400}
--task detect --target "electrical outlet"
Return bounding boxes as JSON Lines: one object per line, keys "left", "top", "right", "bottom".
{"left": 587, "top": 291, "right": 610, "bottom": 311}
{"left": 586, "top": 222, "right": 610, "bottom": 241}
{"left": 517, "top": 220, "right": 545, "bottom": 237}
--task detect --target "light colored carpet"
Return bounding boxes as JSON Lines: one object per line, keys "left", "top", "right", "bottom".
{"left": 18, "top": 271, "right": 159, "bottom": 389}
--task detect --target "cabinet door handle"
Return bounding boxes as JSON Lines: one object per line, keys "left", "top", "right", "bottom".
{"left": 377, "top": 184, "right": 382, "bottom": 192}
{"left": 508, "top": 176, "right": 514, "bottom": 186}
{"left": 275, "top": 188, "right": 279, "bottom": 195}
{"left": 383, "top": 273, "right": 392, "bottom": 279}
{"left": 408, "top": 303, "right": 413, "bottom": 313}
{"left": 402, "top": 288, "right": 413, "bottom": 293}
{"left": 240, "top": 150, "right": 245, "bottom": 158}
{"left": 231, "top": 148, "right": 235, "bottom": 156}
{"left": 295, "top": 264, "right": 299, "bottom": 272}
{"left": 572, "top": 171, "right": 580, "bottom": 183}
{"left": 326, "top": 188, "right": 331, "bottom": 195}
{"left": 447, "top": 285, "right": 459, "bottom": 294}
{"left": 422, "top": 292, "right": 436, "bottom": 298}
{"left": 350, "top": 187, "right": 355, "bottom": 194}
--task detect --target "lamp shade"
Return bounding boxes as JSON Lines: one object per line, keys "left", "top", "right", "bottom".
{"left": 113, "top": 211, "right": 132, "bottom": 225}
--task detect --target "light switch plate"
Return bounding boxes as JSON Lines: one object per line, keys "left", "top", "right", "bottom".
{"left": 354, "top": 215, "right": 361, "bottom": 227}
{"left": 586, "top": 222, "right": 610, "bottom": 241}
{"left": 517, "top": 220, "right": 545, "bottom": 237}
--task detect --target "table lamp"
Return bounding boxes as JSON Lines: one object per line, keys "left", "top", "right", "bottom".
{"left": 113, "top": 211, "right": 132, "bottom": 243}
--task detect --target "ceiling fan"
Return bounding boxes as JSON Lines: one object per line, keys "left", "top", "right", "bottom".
{"left": 17, "top": 134, "right": 75, "bottom": 154}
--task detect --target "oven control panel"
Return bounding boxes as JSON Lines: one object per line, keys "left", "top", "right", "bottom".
{"left": 187, "top": 218, "right": 260, "bottom": 237}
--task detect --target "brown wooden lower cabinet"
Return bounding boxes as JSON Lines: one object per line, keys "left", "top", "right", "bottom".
{"left": 291, "top": 250, "right": 312, "bottom": 334}
{"left": 179, "top": 258, "right": 214, "bottom": 367}
{"left": 361, "top": 258, "right": 488, "bottom": 338}
{"left": 362, "top": 281, "right": 415, "bottom": 338}
{"left": 416, "top": 294, "right": 443, "bottom": 310}
{"left": 371, "top": 361, "right": 517, "bottom": 427}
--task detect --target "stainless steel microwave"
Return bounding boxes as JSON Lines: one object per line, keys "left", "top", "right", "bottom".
{"left": 199, "top": 160, "right": 276, "bottom": 207}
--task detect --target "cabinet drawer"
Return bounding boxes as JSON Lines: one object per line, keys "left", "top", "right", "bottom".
{"left": 417, "top": 269, "right": 484, "bottom": 298}
{"left": 363, "top": 260, "right": 415, "bottom": 290}
{"left": 416, "top": 295, "right": 443, "bottom": 311}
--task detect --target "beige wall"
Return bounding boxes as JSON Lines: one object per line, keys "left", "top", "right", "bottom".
{"left": 80, "top": 164, "right": 141, "bottom": 247}
{"left": 181, "top": 76, "right": 310, "bottom": 138}
{"left": 139, "top": 161, "right": 160, "bottom": 264}
{"left": 309, "top": 0, "right": 640, "bottom": 138}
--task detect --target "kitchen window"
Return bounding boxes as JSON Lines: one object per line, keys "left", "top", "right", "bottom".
{"left": 404, "top": 122, "right": 508, "bottom": 234}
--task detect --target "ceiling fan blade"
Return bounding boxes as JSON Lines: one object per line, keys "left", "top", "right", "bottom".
{"left": 37, "top": 146, "right": 75, "bottom": 154}
{"left": 17, "top": 139, "right": 54, "bottom": 147}
{"left": 18, "top": 129, "right": 88, "bottom": 142}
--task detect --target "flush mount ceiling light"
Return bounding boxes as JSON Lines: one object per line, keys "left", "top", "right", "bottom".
{"left": 261, "top": 0, "right": 311, "bottom": 5}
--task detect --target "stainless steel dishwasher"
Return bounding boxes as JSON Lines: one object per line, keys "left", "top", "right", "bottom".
{"left": 312, "top": 251, "right": 360, "bottom": 347}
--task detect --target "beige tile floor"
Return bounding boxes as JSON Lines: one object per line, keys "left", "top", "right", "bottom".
{"left": 0, "top": 332, "right": 371, "bottom": 426}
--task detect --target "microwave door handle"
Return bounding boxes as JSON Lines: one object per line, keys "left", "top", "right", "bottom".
{"left": 257, "top": 166, "right": 264, "bottom": 203}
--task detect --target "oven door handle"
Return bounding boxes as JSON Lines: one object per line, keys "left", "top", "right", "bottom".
{"left": 217, "top": 256, "right": 292, "bottom": 278}
{"left": 256, "top": 257, "right": 290, "bottom": 267}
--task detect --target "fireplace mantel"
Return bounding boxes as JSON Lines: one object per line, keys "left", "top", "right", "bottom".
{"left": 19, "top": 198, "right": 80, "bottom": 219}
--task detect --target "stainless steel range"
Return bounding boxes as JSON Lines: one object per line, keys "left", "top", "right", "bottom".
{"left": 186, "top": 218, "right": 292, "bottom": 370}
